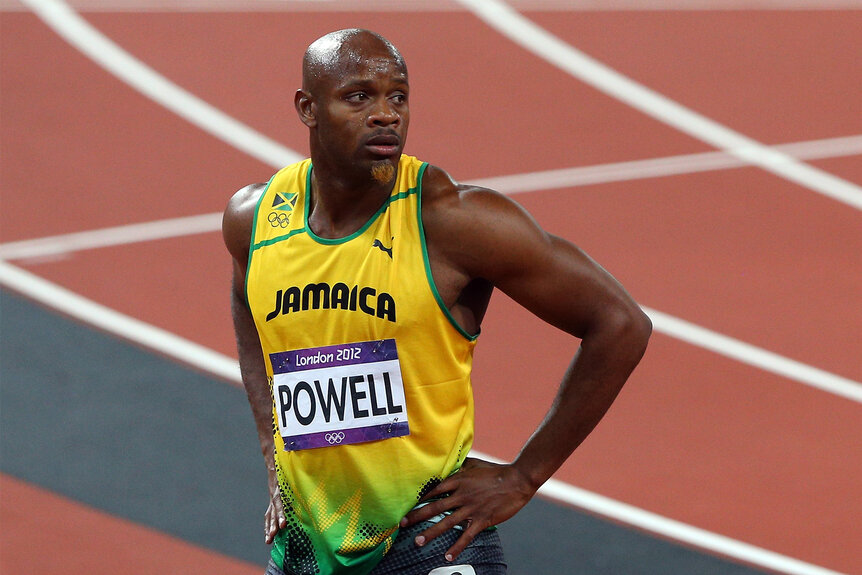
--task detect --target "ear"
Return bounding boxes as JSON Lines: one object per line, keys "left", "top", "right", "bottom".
{"left": 295, "top": 89, "right": 317, "bottom": 128}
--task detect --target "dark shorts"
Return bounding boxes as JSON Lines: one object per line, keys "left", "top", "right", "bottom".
{"left": 265, "top": 519, "right": 506, "bottom": 575}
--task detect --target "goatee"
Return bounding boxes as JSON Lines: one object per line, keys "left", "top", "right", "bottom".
{"left": 371, "top": 161, "right": 396, "bottom": 185}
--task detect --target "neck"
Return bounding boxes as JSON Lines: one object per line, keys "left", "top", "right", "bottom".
{"left": 307, "top": 160, "right": 397, "bottom": 239}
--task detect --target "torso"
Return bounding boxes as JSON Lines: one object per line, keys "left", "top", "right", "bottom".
{"left": 242, "top": 155, "right": 480, "bottom": 575}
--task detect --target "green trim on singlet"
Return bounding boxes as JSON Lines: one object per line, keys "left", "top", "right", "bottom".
{"left": 244, "top": 173, "right": 277, "bottom": 309}
{"left": 250, "top": 227, "right": 309, "bottom": 252}
{"left": 304, "top": 164, "right": 422, "bottom": 246}
{"left": 416, "top": 165, "right": 479, "bottom": 343}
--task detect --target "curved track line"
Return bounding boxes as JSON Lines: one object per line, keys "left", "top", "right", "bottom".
{"left": 14, "top": 0, "right": 862, "bottom": 403}
{"left": 19, "top": 0, "right": 301, "bottom": 169}
{"left": 0, "top": 261, "right": 847, "bottom": 575}
{"left": 456, "top": 0, "right": 862, "bottom": 211}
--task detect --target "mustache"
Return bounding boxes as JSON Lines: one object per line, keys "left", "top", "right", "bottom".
{"left": 365, "top": 130, "right": 400, "bottom": 146}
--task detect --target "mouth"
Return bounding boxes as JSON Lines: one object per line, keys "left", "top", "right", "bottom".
{"left": 364, "top": 133, "right": 401, "bottom": 157}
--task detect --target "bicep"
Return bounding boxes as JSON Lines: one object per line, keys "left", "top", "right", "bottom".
{"left": 451, "top": 190, "right": 640, "bottom": 338}
{"left": 223, "top": 183, "right": 267, "bottom": 361}
{"left": 502, "top": 235, "right": 637, "bottom": 337}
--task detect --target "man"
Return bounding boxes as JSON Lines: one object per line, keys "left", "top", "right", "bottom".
{"left": 223, "top": 28, "right": 651, "bottom": 575}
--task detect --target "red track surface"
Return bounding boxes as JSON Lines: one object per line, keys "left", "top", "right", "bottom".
{"left": 2, "top": 6, "right": 860, "bottom": 575}
{"left": 0, "top": 474, "right": 260, "bottom": 574}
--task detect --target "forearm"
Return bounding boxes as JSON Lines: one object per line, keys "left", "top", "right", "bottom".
{"left": 240, "top": 359, "right": 276, "bottom": 472}
{"left": 512, "top": 307, "right": 651, "bottom": 490}
{"left": 231, "top": 288, "right": 277, "bottom": 475}
{"left": 231, "top": 279, "right": 288, "bottom": 541}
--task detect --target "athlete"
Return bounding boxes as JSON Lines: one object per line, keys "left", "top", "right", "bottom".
{"left": 223, "top": 29, "right": 651, "bottom": 575}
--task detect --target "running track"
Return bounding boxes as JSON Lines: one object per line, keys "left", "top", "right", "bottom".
{"left": 1, "top": 2, "right": 860, "bottom": 574}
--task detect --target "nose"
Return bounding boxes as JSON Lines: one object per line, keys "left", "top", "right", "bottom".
{"left": 368, "top": 98, "right": 400, "bottom": 127}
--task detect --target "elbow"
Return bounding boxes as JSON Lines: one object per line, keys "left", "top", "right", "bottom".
{"left": 607, "top": 302, "right": 652, "bottom": 361}
{"left": 633, "top": 306, "right": 652, "bottom": 356}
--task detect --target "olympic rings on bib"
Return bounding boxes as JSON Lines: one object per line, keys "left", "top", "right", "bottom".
{"left": 325, "top": 432, "right": 345, "bottom": 444}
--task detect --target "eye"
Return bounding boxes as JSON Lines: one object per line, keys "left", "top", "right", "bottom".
{"left": 345, "top": 92, "right": 368, "bottom": 103}
{"left": 391, "top": 93, "right": 407, "bottom": 104}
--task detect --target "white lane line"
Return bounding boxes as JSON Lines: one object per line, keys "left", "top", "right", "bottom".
{"left": 456, "top": 0, "right": 862, "bottom": 211}
{"left": 473, "top": 448, "right": 850, "bottom": 575}
{"left": 525, "top": 469, "right": 852, "bottom": 575}
{"left": 777, "top": 134, "right": 862, "bottom": 160}
{"left": 0, "top": 260, "right": 241, "bottom": 383}
{"left": 3, "top": 133, "right": 861, "bottom": 261}
{"left": 473, "top": 134, "right": 862, "bottom": 195}
{"left": 0, "top": 259, "right": 849, "bottom": 575}
{"left": 19, "top": 0, "right": 301, "bottom": 169}
{"left": 0, "top": 213, "right": 224, "bottom": 260}
{"left": 644, "top": 307, "right": 862, "bottom": 404}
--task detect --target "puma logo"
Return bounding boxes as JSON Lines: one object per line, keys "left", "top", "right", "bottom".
{"left": 372, "top": 238, "right": 393, "bottom": 259}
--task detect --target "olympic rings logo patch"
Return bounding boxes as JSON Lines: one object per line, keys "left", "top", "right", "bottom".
{"left": 268, "top": 212, "right": 290, "bottom": 228}
{"left": 325, "top": 432, "right": 346, "bottom": 445}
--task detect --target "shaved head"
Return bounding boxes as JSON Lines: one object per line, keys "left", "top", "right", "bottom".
{"left": 302, "top": 29, "right": 407, "bottom": 93}
{"left": 295, "top": 29, "right": 410, "bottom": 189}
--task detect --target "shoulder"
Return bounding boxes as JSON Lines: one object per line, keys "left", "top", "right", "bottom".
{"left": 223, "top": 182, "right": 268, "bottom": 264}
{"left": 226, "top": 181, "right": 267, "bottom": 216}
{"left": 420, "top": 164, "right": 553, "bottom": 280}
{"left": 421, "top": 165, "right": 537, "bottom": 229}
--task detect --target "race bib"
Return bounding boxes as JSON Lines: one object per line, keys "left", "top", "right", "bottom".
{"left": 270, "top": 339, "right": 410, "bottom": 451}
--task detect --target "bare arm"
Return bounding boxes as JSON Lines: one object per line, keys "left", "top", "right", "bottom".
{"left": 403, "top": 169, "right": 652, "bottom": 560}
{"left": 223, "top": 183, "right": 287, "bottom": 544}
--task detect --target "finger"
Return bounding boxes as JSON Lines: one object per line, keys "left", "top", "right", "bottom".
{"left": 265, "top": 509, "right": 275, "bottom": 543}
{"left": 265, "top": 518, "right": 275, "bottom": 544}
{"left": 413, "top": 511, "right": 468, "bottom": 547}
{"left": 273, "top": 499, "right": 288, "bottom": 529}
{"left": 266, "top": 520, "right": 281, "bottom": 543}
{"left": 443, "top": 521, "right": 483, "bottom": 562}
{"left": 265, "top": 504, "right": 282, "bottom": 544}
{"left": 401, "top": 496, "right": 461, "bottom": 527}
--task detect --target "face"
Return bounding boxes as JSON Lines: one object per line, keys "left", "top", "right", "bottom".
{"left": 298, "top": 41, "right": 410, "bottom": 185}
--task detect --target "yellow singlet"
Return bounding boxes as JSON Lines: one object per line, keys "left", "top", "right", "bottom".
{"left": 246, "top": 155, "right": 478, "bottom": 575}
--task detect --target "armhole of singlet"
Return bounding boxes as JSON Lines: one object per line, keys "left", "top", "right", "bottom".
{"left": 416, "top": 163, "right": 480, "bottom": 343}
{"left": 244, "top": 173, "right": 278, "bottom": 309}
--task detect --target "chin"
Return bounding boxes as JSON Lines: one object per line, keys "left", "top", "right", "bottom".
{"left": 371, "top": 159, "right": 397, "bottom": 185}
